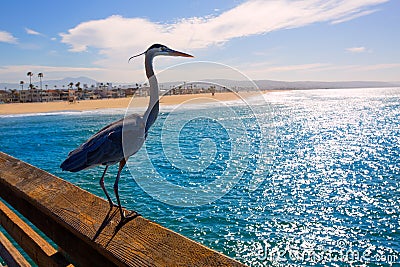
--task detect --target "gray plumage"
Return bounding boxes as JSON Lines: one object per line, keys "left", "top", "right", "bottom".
{"left": 60, "top": 44, "right": 193, "bottom": 222}
{"left": 60, "top": 114, "right": 145, "bottom": 172}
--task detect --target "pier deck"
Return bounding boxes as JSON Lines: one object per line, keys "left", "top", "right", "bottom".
{"left": 0, "top": 152, "right": 245, "bottom": 266}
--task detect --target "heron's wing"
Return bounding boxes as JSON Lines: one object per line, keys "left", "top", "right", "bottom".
{"left": 75, "top": 113, "right": 141, "bottom": 154}
{"left": 61, "top": 114, "right": 144, "bottom": 172}
{"left": 85, "top": 125, "right": 124, "bottom": 166}
{"left": 60, "top": 123, "right": 123, "bottom": 172}
{"left": 86, "top": 115, "right": 146, "bottom": 163}
{"left": 81, "top": 117, "right": 124, "bottom": 151}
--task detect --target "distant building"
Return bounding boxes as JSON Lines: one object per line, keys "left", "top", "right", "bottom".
{"left": 48, "top": 90, "right": 61, "bottom": 101}
{"left": 20, "top": 89, "right": 42, "bottom": 102}
{"left": 2, "top": 80, "right": 220, "bottom": 104}
{"left": 60, "top": 90, "right": 69, "bottom": 101}
{"left": 123, "top": 88, "right": 137, "bottom": 97}
{"left": 89, "top": 91, "right": 101, "bottom": 100}
{"left": 68, "top": 89, "right": 76, "bottom": 103}
{"left": 41, "top": 90, "right": 61, "bottom": 102}
{"left": 95, "top": 82, "right": 114, "bottom": 98}
{"left": 0, "top": 90, "right": 12, "bottom": 103}
{"left": 110, "top": 88, "right": 125, "bottom": 98}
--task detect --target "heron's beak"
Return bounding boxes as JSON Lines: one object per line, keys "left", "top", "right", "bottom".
{"left": 169, "top": 49, "right": 194, "bottom": 58}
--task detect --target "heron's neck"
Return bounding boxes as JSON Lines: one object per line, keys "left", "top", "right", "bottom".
{"left": 144, "top": 54, "right": 159, "bottom": 132}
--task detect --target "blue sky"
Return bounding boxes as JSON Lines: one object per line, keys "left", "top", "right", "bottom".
{"left": 0, "top": 0, "right": 399, "bottom": 84}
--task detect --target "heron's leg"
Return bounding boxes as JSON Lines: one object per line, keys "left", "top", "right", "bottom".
{"left": 99, "top": 166, "right": 115, "bottom": 208}
{"left": 114, "top": 159, "right": 127, "bottom": 219}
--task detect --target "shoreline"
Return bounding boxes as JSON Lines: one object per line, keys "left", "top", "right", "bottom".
{"left": 0, "top": 91, "right": 270, "bottom": 116}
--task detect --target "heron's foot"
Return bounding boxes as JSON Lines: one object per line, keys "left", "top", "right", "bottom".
{"left": 117, "top": 210, "right": 140, "bottom": 226}
{"left": 122, "top": 210, "right": 140, "bottom": 220}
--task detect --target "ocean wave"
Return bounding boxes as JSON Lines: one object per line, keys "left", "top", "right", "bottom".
{"left": 0, "top": 108, "right": 129, "bottom": 118}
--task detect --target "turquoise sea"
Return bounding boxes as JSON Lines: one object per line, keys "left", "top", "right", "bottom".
{"left": 0, "top": 88, "right": 399, "bottom": 266}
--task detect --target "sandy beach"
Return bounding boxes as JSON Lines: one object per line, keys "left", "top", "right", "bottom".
{"left": 0, "top": 91, "right": 266, "bottom": 115}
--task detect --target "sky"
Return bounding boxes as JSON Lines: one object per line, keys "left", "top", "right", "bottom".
{"left": 0, "top": 0, "right": 399, "bottom": 85}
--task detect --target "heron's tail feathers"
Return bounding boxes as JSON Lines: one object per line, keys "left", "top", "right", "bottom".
{"left": 60, "top": 150, "right": 89, "bottom": 172}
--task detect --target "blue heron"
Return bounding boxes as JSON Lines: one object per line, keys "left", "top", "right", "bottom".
{"left": 61, "top": 44, "right": 193, "bottom": 221}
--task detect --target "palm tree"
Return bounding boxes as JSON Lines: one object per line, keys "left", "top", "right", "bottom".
{"left": 75, "top": 82, "right": 82, "bottom": 100}
{"left": 27, "top": 72, "right": 33, "bottom": 102}
{"left": 27, "top": 72, "right": 33, "bottom": 89}
{"left": 19, "top": 80, "right": 24, "bottom": 102}
{"left": 106, "top": 82, "right": 110, "bottom": 98}
{"left": 38, "top": 73, "right": 43, "bottom": 102}
{"left": 75, "top": 82, "right": 81, "bottom": 91}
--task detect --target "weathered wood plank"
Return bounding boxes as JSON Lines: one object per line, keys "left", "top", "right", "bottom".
{"left": 0, "top": 230, "right": 31, "bottom": 267}
{"left": 0, "top": 200, "right": 72, "bottom": 267}
{"left": 0, "top": 152, "right": 245, "bottom": 266}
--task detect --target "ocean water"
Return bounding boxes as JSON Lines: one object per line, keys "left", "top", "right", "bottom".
{"left": 0, "top": 88, "right": 399, "bottom": 266}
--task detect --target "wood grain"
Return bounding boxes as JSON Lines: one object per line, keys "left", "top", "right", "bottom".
{"left": 0, "top": 152, "right": 246, "bottom": 266}
{"left": 0, "top": 200, "right": 72, "bottom": 266}
{"left": 0, "top": 230, "right": 31, "bottom": 267}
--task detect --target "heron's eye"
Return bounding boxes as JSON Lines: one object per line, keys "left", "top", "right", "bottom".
{"left": 161, "top": 46, "right": 167, "bottom": 51}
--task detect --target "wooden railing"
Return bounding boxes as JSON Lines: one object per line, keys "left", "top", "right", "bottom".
{"left": 0, "top": 152, "right": 245, "bottom": 266}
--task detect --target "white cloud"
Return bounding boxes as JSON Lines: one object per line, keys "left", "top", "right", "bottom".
{"left": 346, "top": 46, "right": 367, "bottom": 53}
{"left": 25, "top": 28, "right": 42, "bottom": 35}
{"left": 60, "top": 0, "right": 388, "bottom": 53}
{"left": 57, "top": 0, "right": 388, "bottom": 82}
{"left": 331, "top": 9, "right": 379, "bottom": 24}
{"left": 0, "top": 30, "right": 18, "bottom": 44}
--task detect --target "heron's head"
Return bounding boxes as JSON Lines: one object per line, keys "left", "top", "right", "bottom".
{"left": 129, "top": 44, "right": 193, "bottom": 62}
